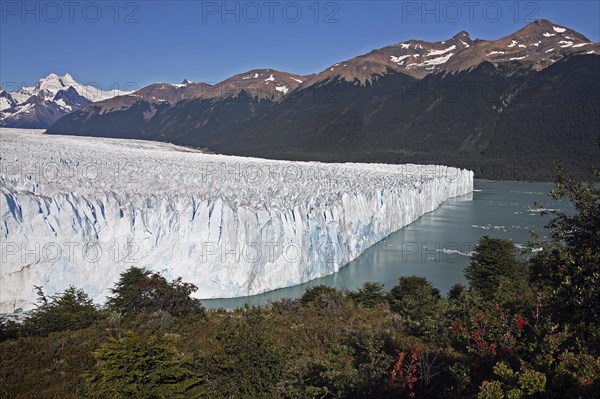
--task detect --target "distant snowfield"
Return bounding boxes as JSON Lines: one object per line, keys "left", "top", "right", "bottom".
{"left": 0, "top": 128, "right": 473, "bottom": 311}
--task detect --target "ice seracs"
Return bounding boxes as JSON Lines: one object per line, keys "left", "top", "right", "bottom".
{"left": 0, "top": 129, "right": 473, "bottom": 312}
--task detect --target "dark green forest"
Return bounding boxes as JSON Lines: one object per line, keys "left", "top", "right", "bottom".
{"left": 1, "top": 169, "right": 599, "bottom": 398}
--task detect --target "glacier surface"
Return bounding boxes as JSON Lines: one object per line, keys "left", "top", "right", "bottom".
{"left": 0, "top": 128, "right": 473, "bottom": 311}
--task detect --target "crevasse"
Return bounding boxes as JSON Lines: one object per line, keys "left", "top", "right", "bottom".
{"left": 0, "top": 129, "right": 473, "bottom": 311}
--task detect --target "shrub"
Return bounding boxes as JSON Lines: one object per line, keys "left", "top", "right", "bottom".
{"left": 106, "top": 267, "right": 206, "bottom": 319}
{"left": 349, "top": 282, "right": 387, "bottom": 308}
{"left": 85, "top": 331, "right": 207, "bottom": 398}
{"left": 21, "top": 286, "right": 101, "bottom": 337}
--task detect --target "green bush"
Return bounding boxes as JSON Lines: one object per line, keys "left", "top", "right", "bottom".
{"left": 107, "top": 267, "right": 206, "bottom": 319}
{"left": 85, "top": 331, "right": 207, "bottom": 398}
{"left": 21, "top": 286, "right": 101, "bottom": 337}
{"left": 349, "top": 282, "right": 387, "bottom": 308}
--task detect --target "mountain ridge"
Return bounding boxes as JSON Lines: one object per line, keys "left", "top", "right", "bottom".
{"left": 0, "top": 73, "right": 131, "bottom": 129}
{"left": 45, "top": 20, "right": 600, "bottom": 180}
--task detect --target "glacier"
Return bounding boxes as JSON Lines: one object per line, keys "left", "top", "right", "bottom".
{"left": 0, "top": 128, "right": 473, "bottom": 312}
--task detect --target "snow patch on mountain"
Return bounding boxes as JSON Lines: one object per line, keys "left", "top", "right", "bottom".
{"left": 390, "top": 55, "right": 411, "bottom": 63}
{"left": 428, "top": 45, "right": 456, "bottom": 56}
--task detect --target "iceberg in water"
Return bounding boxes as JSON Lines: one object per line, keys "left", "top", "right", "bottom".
{"left": 0, "top": 128, "right": 473, "bottom": 311}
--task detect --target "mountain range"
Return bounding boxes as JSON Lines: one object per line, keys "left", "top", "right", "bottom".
{"left": 0, "top": 74, "right": 129, "bottom": 128}
{"left": 42, "top": 19, "right": 600, "bottom": 180}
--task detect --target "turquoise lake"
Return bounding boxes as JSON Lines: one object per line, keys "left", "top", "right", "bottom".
{"left": 202, "top": 180, "right": 566, "bottom": 309}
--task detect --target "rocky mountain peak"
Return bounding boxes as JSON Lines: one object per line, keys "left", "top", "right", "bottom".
{"left": 452, "top": 31, "right": 471, "bottom": 41}
{"left": 217, "top": 69, "right": 307, "bottom": 100}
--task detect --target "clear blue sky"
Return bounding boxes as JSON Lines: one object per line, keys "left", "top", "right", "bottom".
{"left": 1, "top": 1, "right": 599, "bottom": 91}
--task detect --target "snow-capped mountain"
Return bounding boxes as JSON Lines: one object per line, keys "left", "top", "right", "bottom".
{"left": 0, "top": 73, "right": 130, "bottom": 128}
{"left": 48, "top": 20, "right": 600, "bottom": 180}
{"left": 0, "top": 90, "right": 17, "bottom": 112}
{"left": 12, "top": 73, "right": 130, "bottom": 103}
{"left": 216, "top": 69, "right": 306, "bottom": 99}
{"left": 123, "top": 69, "right": 305, "bottom": 103}
{"left": 130, "top": 80, "right": 211, "bottom": 104}
{"left": 301, "top": 31, "right": 475, "bottom": 86}
{"left": 444, "top": 19, "right": 597, "bottom": 72}
{"left": 299, "top": 19, "right": 597, "bottom": 88}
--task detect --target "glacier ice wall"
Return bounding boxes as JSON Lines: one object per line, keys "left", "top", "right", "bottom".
{"left": 0, "top": 129, "right": 473, "bottom": 311}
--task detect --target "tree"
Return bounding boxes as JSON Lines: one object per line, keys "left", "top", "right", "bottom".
{"left": 530, "top": 166, "right": 600, "bottom": 349}
{"left": 448, "top": 284, "right": 467, "bottom": 301}
{"left": 106, "top": 267, "right": 151, "bottom": 313}
{"left": 21, "top": 286, "right": 101, "bottom": 336}
{"left": 300, "top": 285, "right": 344, "bottom": 307}
{"left": 0, "top": 317, "right": 21, "bottom": 341}
{"left": 211, "top": 308, "right": 285, "bottom": 398}
{"left": 107, "top": 267, "right": 205, "bottom": 318}
{"left": 349, "top": 282, "right": 387, "bottom": 308}
{"left": 85, "top": 332, "right": 206, "bottom": 398}
{"left": 388, "top": 276, "right": 440, "bottom": 315}
{"left": 465, "top": 237, "right": 525, "bottom": 301}
{"left": 387, "top": 276, "right": 442, "bottom": 336}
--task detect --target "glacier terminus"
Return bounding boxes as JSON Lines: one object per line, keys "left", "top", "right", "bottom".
{"left": 0, "top": 129, "right": 473, "bottom": 312}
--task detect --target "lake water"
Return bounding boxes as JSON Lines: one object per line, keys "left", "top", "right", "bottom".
{"left": 202, "top": 180, "right": 566, "bottom": 309}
